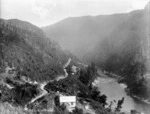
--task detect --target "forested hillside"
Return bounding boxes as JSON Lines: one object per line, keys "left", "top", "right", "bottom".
{"left": 0, "top": 19, "right": 75, "bottom": 81}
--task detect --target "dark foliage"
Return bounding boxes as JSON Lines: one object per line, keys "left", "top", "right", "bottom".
{"left": 53, "top": 105, "right": 69, "bottom": 114}
{"left": 89, "top": 85, "right": 107, "bottom": 107}
{"left": 78, "top": 63, "right": 97, "bottom": 85}
{"left": 46, "top": 76, "right": 89, "bottom": 96}
{"left": 71, "top": 107, "right": 84, "bottom": 114}
{"left": 0, "top": 19, "right": 74, "bottom": 82}
{"left": 12, "top": 83, "right": 38, "bottom": 105}
{"left": 65, "top": 65, "right": 73, "bottom": 76}
{"left": 54, "top": 95, "right": 60, "bottom": 106}
{"left": 115, "top": 97, "right": 124, "bottom": 112}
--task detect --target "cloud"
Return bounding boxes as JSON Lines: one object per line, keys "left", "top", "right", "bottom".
{"left": 30, "top": 0, "right": 56, "bottom": 19}
{"left": 131, "top": 0, "right": 149, "bottom": 9}
{"left": 1, "top": 0, "right": 149, "bottom": 27}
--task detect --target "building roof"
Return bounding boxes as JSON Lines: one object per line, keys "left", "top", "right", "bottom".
{"left": 59, "top": 96, "right": 76, "bottom": 103}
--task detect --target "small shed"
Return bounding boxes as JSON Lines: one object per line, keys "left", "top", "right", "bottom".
{"left": 71, "top": 65, "right": 77, "bottom": 73}
{"left": 59, "top": 96, "right": 76, "bottom": 108}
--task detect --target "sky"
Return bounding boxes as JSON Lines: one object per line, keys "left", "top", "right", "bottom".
{"left": 1, "top": 0, "right": 149, "bottom": 27}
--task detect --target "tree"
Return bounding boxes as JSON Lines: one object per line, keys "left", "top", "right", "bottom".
{"left": 66, "top": 65, "right": 72, "bottom": 76}
{"left": 115, "top": 97, "right": 124, "bottom": 112}
{"left": 79, "top": 63, "right": 97, "bottom": 86}
{"left": 71, "top": 107, "right": 83, "bottom": 114}
{"left": 90, "top": 86, "right": 107, "bottom": 107}
{"left": 97, "top": 95, "right": 107, "bottom": 107}
{"left": 54, "top": 95, "right": 60, "bottom": 106}
{"left": 91, "top": 86, "right": 100, "bottom": 100}
{"left": 53, "top": 103, "right": 70, "bottom": 114}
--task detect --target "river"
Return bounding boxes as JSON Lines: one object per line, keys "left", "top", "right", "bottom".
{"left": 94, "top": 77, "right": 150, "bottom": 114}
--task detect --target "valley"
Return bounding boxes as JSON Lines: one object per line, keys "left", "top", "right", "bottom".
{"left": 0, "top": 1, "right": 150, "bottom": 114}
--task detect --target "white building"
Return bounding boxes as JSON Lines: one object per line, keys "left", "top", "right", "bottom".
{"left": 71, "top": 65, "right": 77, "bottom": 75}
{"left": 59, "top": 96, "right": 76, "bottom": 111}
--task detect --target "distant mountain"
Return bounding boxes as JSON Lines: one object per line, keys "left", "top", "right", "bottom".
{"left": 43, "top": 2, "right": 150, "bottom": 66}
{"left": 0, "top": 19, "right": 77, "bottom": 81}
{"left": 43, "top": 14, "right": 127, "bottom": 59}
{"left": 145, "top": 1, "right": 150, "bottom": 10}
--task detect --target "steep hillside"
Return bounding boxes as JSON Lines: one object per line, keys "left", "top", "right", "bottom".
{"left": 85, "top": 2, "right": 149, "bottom": 68}
{"left": 0, "top": 19, "right": 74, "bottom": 81}
{"left": 43, "top": 14, "right": 128, "bottom": 59}
{"left": 43, "top": 2, "right": 149, "bottom": 65}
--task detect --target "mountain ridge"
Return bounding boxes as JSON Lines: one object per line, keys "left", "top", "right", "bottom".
{"left": 43, "top": 2, "right": 149, "bottom": 64}
{"left": 0, "top": 18, "right": 78, "bottom": 81}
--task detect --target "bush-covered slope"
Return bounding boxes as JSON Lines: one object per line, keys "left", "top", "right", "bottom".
{"left": 0, "top": 19, "right": 72, "bottom": 81}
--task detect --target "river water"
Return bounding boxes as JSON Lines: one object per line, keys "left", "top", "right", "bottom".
{"left": 94, "top": 77, "right": 150, "bottom": 114}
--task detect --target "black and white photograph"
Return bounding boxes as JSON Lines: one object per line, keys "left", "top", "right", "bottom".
{"left": 0, "top": 0, "right": 150, "bottom": 114}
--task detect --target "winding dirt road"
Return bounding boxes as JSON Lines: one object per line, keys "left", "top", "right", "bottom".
{"left": 30, "top": 82, "right": 47, "bottom": 103}
{"left": 29, "top": 58, "right": 72, "bottom": 103}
